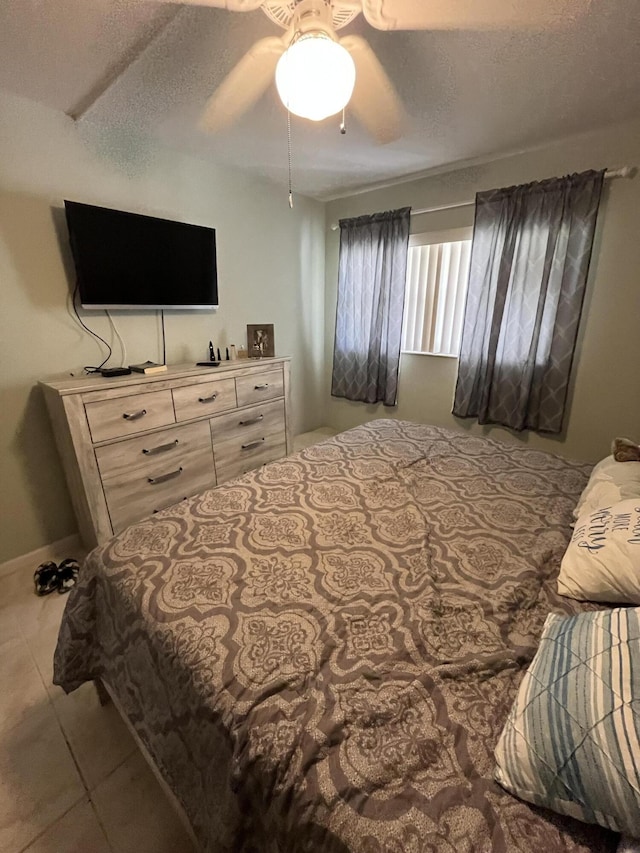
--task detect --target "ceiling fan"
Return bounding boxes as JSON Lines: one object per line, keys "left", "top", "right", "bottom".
{"left": 151, "top": 0, "right": 588, "bottom": 144}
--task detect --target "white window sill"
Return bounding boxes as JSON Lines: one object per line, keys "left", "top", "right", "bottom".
{"left": 401, "top": 350, "right": 459, "bottom": 359}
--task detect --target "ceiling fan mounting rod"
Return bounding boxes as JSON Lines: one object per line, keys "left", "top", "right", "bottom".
{"left": 292, "top": 0, "right": 336, "bottom": 38}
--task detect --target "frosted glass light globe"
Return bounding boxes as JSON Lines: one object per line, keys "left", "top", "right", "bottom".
{"left": 275, "top": 34, "right": 356, "bottom": 122}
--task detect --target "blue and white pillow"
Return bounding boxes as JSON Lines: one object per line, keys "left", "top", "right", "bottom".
{"left": 495, "top": 607, "right": 640, "bottom": 837}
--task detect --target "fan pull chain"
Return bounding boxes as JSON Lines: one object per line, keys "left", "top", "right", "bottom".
{"left": 340, "top": 108, "right": 346, "bottom": 135}
{"left": 287, "top": 108, "right": 294, "bottom": 209}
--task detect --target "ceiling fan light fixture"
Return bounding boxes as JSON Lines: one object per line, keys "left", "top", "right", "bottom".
{"left": 275, "top": 33, "right": 356, "bottom": 122}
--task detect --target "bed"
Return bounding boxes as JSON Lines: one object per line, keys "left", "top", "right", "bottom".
{"left": 54, "top": 419, "right": 618, "bottom": 852}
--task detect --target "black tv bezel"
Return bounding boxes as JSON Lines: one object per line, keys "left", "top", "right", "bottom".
{"left": 64, "top": 200, "right": 219, "bottom": 311}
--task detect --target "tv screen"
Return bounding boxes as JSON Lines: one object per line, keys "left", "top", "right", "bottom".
{"left": 64, "top": 201, "right": 218, "bottom": 310}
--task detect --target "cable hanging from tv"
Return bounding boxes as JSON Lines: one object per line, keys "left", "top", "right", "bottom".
{"left": 71, "top": 280, "right": 112, "bottom": 374}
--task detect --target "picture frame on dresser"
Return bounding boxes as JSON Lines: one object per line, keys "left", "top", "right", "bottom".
{"left": 39, "top": 358, "right": 292, "bottom": 548}
{"left": 247, "top": 324, "right": 275, "bottom": 359}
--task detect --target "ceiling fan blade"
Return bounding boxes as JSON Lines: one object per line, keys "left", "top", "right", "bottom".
{"left": 340, "top": 35, "right": 405, "bottom": 144}
{"left": 199, "top": 35, "right": 287, "bottom": 133}
{"left": 361, "top": 0, "right": 589, "bottom": 30}
{"left": 152, "top": 0, "right": 264, "bottom": 9}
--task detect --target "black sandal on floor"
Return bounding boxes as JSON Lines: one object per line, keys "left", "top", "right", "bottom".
{"left": 57, "top": 558, "right": 80, "bottom": 594}
{"left": 34, "top": 561, "right": 59, "bottom": 596}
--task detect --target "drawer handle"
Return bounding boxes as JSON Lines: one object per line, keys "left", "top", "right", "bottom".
{"left": 241, "top": 438, "right": 265, "bottom": 451}
{"left": 198, "top": 392, "right": 218, "bottom": 403}
{"left": 123, "top": 408, "right": 147, "bottom": 421}
{"left": 148, "top": 467, "right": 183, "bottom": 485}
{"left": 239, "top": 414, "right": 264, "bottom": 426}
{"left": 254, "top": 383, "right": 269, "bottom": 390}
{"left": 142, "top": 439, "right": 179, "bottom": 456}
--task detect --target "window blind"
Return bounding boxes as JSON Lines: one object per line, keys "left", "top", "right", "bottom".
{"left": 401, "top": 238, "right": 471, "bottom": 356}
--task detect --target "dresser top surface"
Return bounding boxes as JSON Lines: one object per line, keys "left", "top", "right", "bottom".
{"left": 40, "top": 357, "right": 291, "bottom": 396}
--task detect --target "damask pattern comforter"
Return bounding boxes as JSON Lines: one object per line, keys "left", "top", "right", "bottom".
{"left": 54, "top": 420, "right": 616, "bottom": 852}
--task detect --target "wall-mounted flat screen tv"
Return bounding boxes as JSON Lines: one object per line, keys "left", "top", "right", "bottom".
{"left": 64, "top": 200, "right": 218, "bottom": 310}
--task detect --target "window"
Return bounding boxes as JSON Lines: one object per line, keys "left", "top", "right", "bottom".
{"left": 401, "top": 227, "right": 472, "bottom": 357}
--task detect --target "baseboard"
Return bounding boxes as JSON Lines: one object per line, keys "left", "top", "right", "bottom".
{"left": 0, "top": 534, "right": 84, "bottom": 580}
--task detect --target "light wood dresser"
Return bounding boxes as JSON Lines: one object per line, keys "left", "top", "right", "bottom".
{"left": 40, "top": 358, "right": 292, "bottom": 548}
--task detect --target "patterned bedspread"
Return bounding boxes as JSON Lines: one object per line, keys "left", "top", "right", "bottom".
{"left": 54, "top": 420, "right": 617, "bottom": 852}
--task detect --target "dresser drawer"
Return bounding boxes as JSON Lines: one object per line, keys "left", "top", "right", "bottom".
{"left": 85, "top": 389, "right": 175, "bottom": 443}
{"left": 96, "top": 421, "right": 215, "bottom": 532}
{"left": 235, "top": 368, "right": 284, "bottom": 407}
{"left": 209, "top": 399, "right": 285, "bottom": 446}
{"left": 214, "top": 435, "right": 286, "bottom": 484}
{"left": 172, "top": 378, "right": 237, "bottom": 422}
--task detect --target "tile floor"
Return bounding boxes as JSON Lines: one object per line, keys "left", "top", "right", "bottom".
{"left": 293, "top": 426, "right": 337, "bottom": 452}
{"left": 0, "top": 559, "right": 197, "bottom": 853}
{"left": 0, "top": 427, "right": 336, "bottom": 852}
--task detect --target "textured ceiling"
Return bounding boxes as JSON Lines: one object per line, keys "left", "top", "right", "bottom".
{"left": 1, "top": 0, "right": 640, "bottom": 199}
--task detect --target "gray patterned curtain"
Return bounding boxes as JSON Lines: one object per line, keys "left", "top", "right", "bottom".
{"left": 453, "top": 170, "right": 604, "bottom": 433}
{"left": 331, "top": 207, "right": 411, "bottom": 407}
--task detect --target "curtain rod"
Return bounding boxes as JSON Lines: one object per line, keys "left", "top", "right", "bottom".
{"left": 329, "top": 166, "right": 635, "bottom": 231}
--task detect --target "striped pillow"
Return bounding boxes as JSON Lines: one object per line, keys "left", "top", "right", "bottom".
{"left": 495, "top": 608, "right": 640, "bottom": 837}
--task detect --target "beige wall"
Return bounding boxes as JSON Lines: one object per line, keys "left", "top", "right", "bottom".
{"left": 0, "top": 92, "right": 325, "bottom": 563}
{"left": 324, "top": 119, "right": 640, "bottom": 464}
